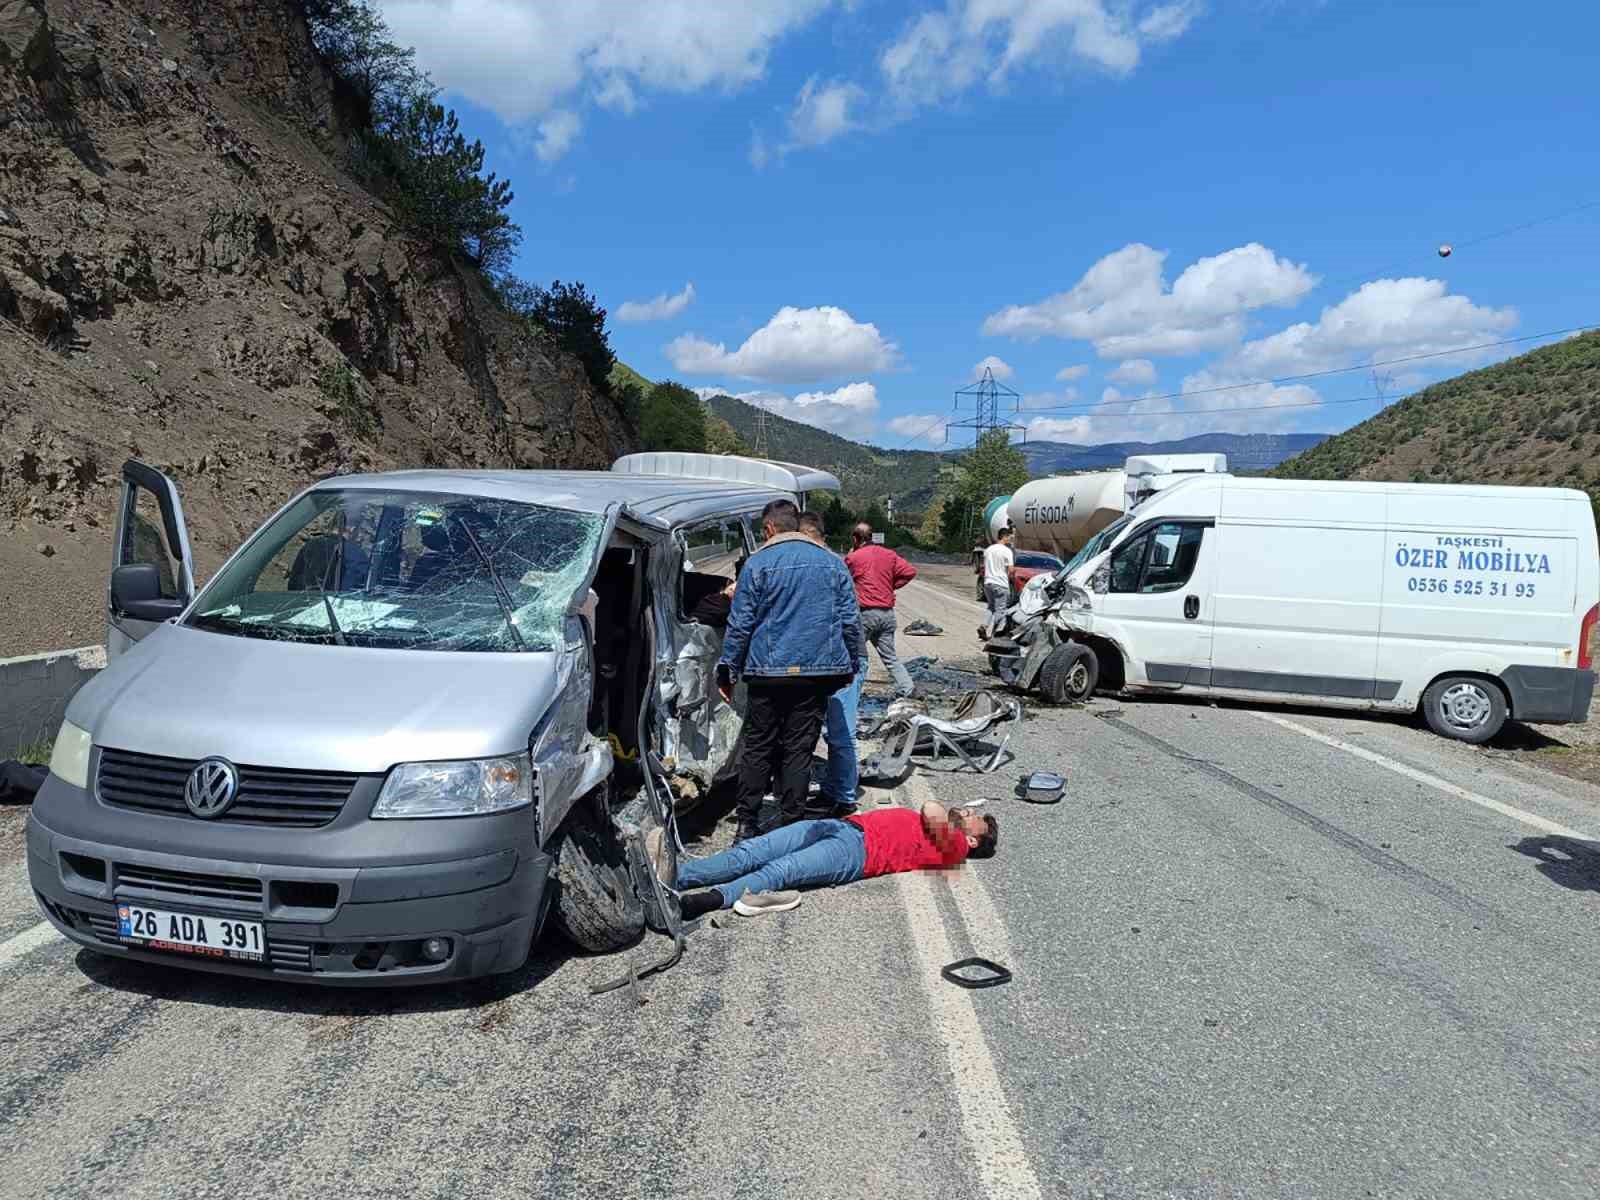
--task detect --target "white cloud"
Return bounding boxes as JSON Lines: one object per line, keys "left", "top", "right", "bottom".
{"left": 379, "top": 0, "right": 834, "bottom": 145}
{"left": 886, "top": 412, "right": 946, "bottom": 438}
{"left": 1055, "top": 364, "right": 1090, "bottom": 381}
{"left": 1108, "top": 358, "right": 1157, "bottom": 385}
{"left": 699, "top": 382, "right": 881, "bottom": 438}
{"left": 973, "top": 354, "right": 1014, "bottom": 380}
{"left": 616, "top": 282, "right": 696, "bottom": 323}
{"left": 1218, "top": 277, "right": 1518, "bottom": 378}
{"left": 982, "top": 241, "right": 1317, "bottom": 357}
{"left": 665, "top": 305, "right": 901, "bottom": 384}
{"left": 1139, "top": 2, "right": 1202, "bottom": 43}
{"left": 534, "top": 109, "right": 582, "bottom": 161}
{"left": 788, "top": 76, "right": 865, "bottom": 147}
{"left": 879, "top": 0, "right": 1202, "bottom": 111}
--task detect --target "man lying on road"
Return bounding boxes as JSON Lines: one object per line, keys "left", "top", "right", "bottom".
{"left": 651, "top": 801, "right": 999, "bottom": 919}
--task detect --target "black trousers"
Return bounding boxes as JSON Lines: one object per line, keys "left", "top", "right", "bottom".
{"left": 738, "top": 678, "right": 845, "bottom": 833}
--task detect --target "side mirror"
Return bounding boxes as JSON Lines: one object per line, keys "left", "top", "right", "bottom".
{"left": 112, "top": 564, "right": 186, "bottom": 622}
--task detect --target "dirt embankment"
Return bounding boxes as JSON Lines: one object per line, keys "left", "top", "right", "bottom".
{"left": 0, "top": 0, "right": 634, "bottom": 655}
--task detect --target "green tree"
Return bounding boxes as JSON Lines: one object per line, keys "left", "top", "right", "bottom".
{"left": 519, "top": 280, "right": 616, "bottom": 396}
{"left": 821, "top": 494, "right": 853, "bottom": 540}
{"left": 639, "top": 381, "right": 707, "bottom": 452}
{"left": 935, "top": 430, "right": 1030, "bottom": 550}
{"left": 305, "top": 1, "right": 422, "bottom": 112}
{"left": 372, "top": 95, "right": 520, "bottom": 271}
{"left": 704, "top": 414, "right": 749, "bottom": 455}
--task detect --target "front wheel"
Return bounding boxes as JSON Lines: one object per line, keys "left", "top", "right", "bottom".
{"left": 551, "top": 790, "right": 646, "bottom": 953}
{"left": 1421, "top": 675, "right": 1508, "bottom": 743}
{"left": 1038, "top": 643, "right": 1098, "bottom": 705}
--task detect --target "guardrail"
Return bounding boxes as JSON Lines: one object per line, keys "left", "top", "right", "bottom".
{"left": 1, "top": 646, "right": 106, "bottom": 755}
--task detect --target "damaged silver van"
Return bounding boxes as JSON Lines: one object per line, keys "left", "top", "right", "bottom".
{"left": 28, "top": 453, "right": 839, "bottom": 984}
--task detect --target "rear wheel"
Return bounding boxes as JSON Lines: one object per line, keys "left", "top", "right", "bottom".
{"left": 1421, "top": 675, "right": 1507, "bottom": 743}
{"left": 551, "top": 789, "right": 645, "bottom": 953}
{"left": 1038, "top": 643, "right": 1098, "bottom": 704}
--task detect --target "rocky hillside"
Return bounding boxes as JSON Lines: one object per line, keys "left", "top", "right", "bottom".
{"left": 1272, "top": 332, "right": 1600, "bottom": 518}
{"left": 0, "top": 0, "right": 634, "bottom": 656}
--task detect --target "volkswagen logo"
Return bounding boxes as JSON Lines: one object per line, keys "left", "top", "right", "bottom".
{"left": 184, "top": 758, "right": 239, "bottom": 818}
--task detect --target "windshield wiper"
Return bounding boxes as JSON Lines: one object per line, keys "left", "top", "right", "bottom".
{"left": 451, "top": 517, "right": 528, "bottom": 652}
{"left": 316, "top": 525, "right": 349, "bottom": 647}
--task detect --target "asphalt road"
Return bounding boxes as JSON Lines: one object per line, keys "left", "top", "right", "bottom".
{"left": 3, "top": 578, "right": 1599, "bottom": 1198}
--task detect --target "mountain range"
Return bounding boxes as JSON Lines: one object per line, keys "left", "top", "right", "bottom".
{"left": 702, "top": 393, "right": 1326, "bottom": 513}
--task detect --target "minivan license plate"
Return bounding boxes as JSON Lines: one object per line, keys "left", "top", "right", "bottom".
{"left": 116, "top": 904, "right": 265, "bottom": 963}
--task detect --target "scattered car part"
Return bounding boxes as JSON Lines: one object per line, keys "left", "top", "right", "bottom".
{"left": 904, "top": 619, "right": 944, "bottom": 636}
{"left": 1018, "top": 771, "right": 1065, "bottom": 804}
{"left": 941, "top": 956, "right": 1012, "bottom": 989}
{"left": 859, "top": 690, "right": 1021, "bottom": 776}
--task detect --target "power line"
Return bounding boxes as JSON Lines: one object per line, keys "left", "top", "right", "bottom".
{"left": 1315, "top": 198, "right": 1600, "bottom": 295}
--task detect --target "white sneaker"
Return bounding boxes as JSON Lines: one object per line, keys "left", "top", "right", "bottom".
{"left": 733, "top": 890, "right": 801, "bottom": 917}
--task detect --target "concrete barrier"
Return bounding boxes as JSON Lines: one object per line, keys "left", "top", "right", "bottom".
{"left": 1, "top": 646, "right": 107, "bottom": 754}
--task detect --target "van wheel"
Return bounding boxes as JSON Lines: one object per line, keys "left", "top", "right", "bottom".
{"left": 551, "top": 792, "right": 645, "bottom": 953}
{"left": 1038, "top": 644, "right": 1098, "bottom": 705}
{"left": 1421, "top": 676, "right": 1508, "bottom": 743}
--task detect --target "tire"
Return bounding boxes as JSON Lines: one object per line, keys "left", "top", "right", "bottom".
{"left": 551, "top": 793, "right": 645, "bottom": 953}
{"left": 1038, "top": 643, "right": 1098, "bottom": 705}
{"left": 1421, "top": 675, "right": 1508, "bottom": 743}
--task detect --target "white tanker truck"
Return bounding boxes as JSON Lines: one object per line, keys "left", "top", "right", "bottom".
{"left": 998, "top": 453, "right": 1227, "bottom": 557}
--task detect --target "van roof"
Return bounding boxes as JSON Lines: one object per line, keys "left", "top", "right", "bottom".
{"left": 308, "top": 460, "right": 840, "bottom": 530}
{"left": 1158, "top": 474, "right": 1591, "bottom": 502}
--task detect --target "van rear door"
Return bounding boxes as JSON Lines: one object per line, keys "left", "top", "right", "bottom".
{"left": 108, "top": 461, "right": 196, "bottom": 657}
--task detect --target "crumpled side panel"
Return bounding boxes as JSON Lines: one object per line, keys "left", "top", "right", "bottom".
{"left": 650, "top": 536, "right": 743, "bottom": 787}
{"left": 534, "top": 617, "right": 614, "bottom": 843}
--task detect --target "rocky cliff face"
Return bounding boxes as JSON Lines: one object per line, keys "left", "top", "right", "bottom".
{"left": 0, "top": 0, "right": 634, "bottom": 656}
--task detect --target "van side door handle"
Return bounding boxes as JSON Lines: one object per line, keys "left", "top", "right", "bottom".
{"left": 1183, "top": 595, "right": 1200, "bottom": 620}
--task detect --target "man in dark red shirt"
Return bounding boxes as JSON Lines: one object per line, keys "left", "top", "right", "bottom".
{"left": 844, "top": 522, "right": 918, "bottom": 698}
{"left": 667, "top": 802, "right": 999, "bottom": 918}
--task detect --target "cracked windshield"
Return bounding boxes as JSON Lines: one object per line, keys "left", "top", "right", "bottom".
{"left": 187, "top": 491, "right": 603, "bottom": 652}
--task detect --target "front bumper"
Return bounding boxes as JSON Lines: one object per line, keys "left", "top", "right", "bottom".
{"left": 26, "top": 775, "right": 552, "bottom": 986}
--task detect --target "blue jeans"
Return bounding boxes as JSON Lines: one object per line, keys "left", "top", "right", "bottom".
{"left": 676, "top": 819, "right": 868, "bottom": 907}
{"left": 823, "top": 666, "right": 865, "bottom": 808}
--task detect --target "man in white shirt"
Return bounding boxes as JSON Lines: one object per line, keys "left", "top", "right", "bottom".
{"left": 980, "top": 527, "right": 1015, "bottom": 640}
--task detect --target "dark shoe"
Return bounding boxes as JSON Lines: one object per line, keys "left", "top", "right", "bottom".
{"left": 801, "top": 798, "right": 857, "bottom": 821}
{"left": 733, "top": 822, "right": 760, "bottom": 844}
{"left": 677, "top": 889, "right": 723, "bottom": 920}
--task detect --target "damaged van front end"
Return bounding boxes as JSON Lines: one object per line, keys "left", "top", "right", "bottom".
{"left": 28, "top": 473, "right": 627, "bottom": 985}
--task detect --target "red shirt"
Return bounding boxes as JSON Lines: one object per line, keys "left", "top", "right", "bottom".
{"left": 846, "top": 807, "right": 969, "bottom": 877}
{"left": 844, "top": 544, "right": 917, "bottom": 609}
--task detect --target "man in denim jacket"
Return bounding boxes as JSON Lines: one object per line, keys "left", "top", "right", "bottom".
{"left": 718, "top": 499, "right": 865, "bottom": 839}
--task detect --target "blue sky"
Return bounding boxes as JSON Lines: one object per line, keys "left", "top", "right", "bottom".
{"left": 382, "top": 0, "right": 1600, "bottom": 450}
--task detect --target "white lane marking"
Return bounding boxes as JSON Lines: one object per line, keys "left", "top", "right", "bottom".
{"left": 896, "top": 773, "right": 1043, "bottom": 1200}
{"left": 1253, "top": 712, "right": 1595, "bottom": 840}
{"left": 0, "top": 921, "right": 59, "bottom": 970}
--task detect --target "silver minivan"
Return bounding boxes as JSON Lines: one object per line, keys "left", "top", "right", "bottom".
{"left": 28, "top": 452, "right": 839, "bottom": 984}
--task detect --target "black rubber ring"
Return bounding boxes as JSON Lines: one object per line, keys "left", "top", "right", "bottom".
{"left": 941, "top": 956, "right": 1013, "bottom": 989}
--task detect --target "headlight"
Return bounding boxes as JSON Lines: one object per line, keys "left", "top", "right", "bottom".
{"left": 1061, "top": 585, "right": 1092, "bottom": 612}
{"left": 371, "top": 753, "right": 533, "bottom": 819}
{"left": 48, "top": 720, "right": 92, "bottom": 789}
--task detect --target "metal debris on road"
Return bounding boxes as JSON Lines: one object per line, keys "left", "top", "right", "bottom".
{"left": 940, "top": 957, "right": 1012, "bottom": 989}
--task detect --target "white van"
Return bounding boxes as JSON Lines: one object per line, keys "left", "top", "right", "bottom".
{"left": 1004, "top": 475, "right": 1598, "bottom": 742}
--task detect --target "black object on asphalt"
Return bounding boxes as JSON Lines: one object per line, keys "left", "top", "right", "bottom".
{"left": 1017, "top": 771, "right": 1065, "bottom": 804}
{"left": 941, "top": 957, "right": 1013, "bottom": 989}
{"left": 904, "top": 619, "right": 944, "bottom": 636}
{"left": 0, "top": 761, "right": 47, "bottom": 805}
